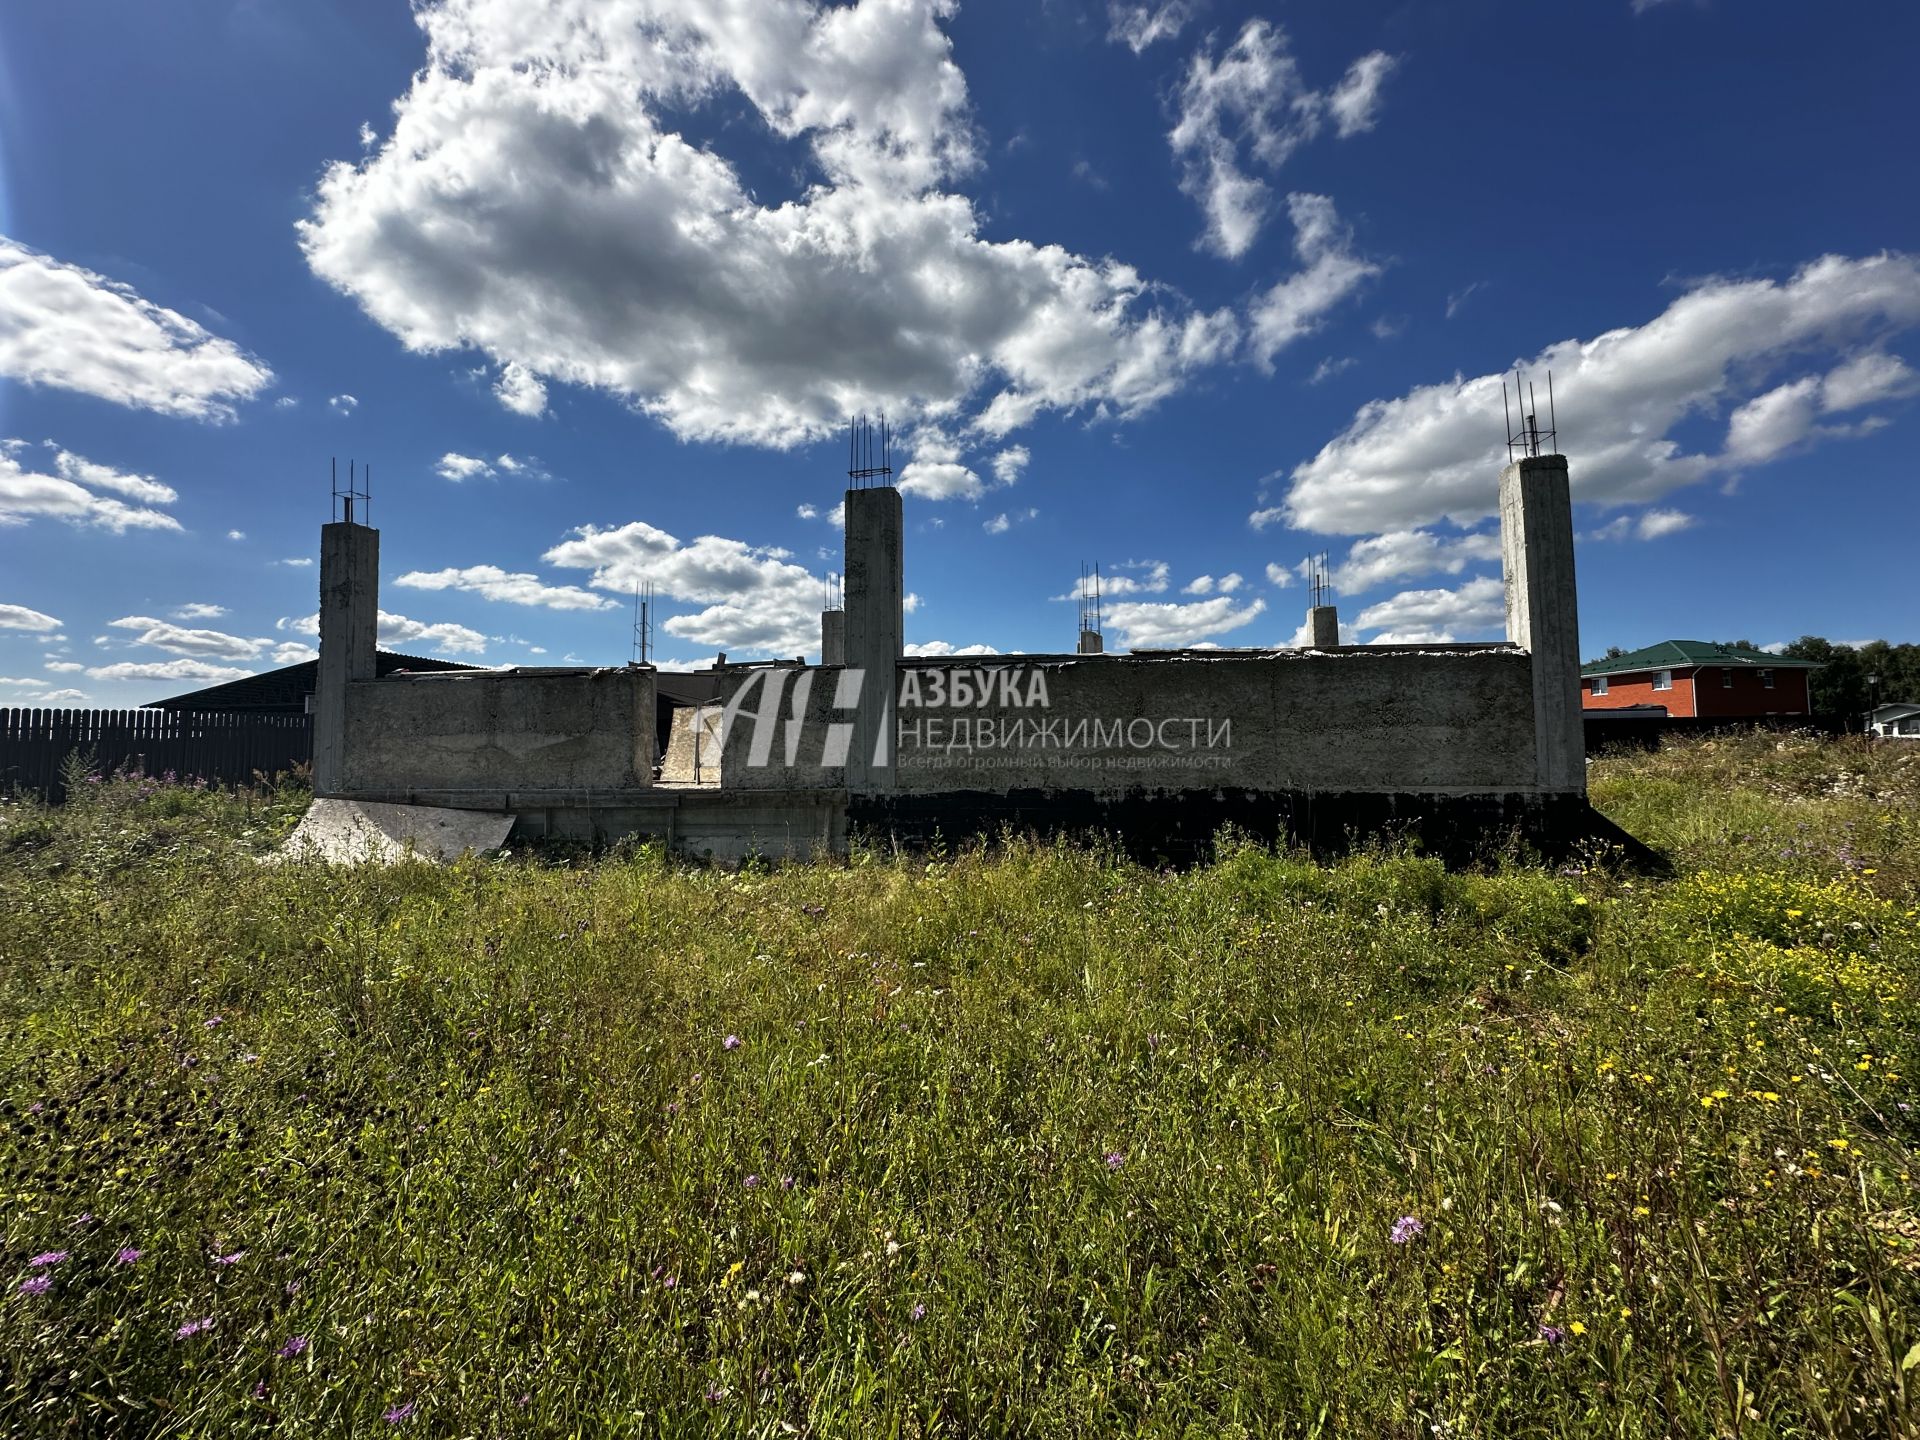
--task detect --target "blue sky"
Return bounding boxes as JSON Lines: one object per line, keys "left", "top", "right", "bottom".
{"left": 1, "top": 0, "right": 1915, "bottom": 707}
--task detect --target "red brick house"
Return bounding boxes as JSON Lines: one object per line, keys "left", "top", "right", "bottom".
{"left": 1581, "top": 640, "right": 1818, "bottom": 718}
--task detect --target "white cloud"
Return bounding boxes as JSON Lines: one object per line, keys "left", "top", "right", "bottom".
{"left": 279, "top": 557, "right": 315, "bottom": 568}
{"left": 1217, "top": 572, "right": 1243, "bottom": 592}
{"left": 494, "top": 362, "right": 548, "bottom": 417}
{"left": 52, "top": 451, "right": 177, "bottom": 505}
{"left": 43, "top": 660, "right": 85, "bottom": 674}
{"left": 1106, "top": 595, "right": 1267, "bottom": 649}
{"left": 296, "top": 0, "right": 1237, "bottom": 449}
{"left": 1326, "top": 52, "right": 1398, "bottom": 138}
{"left": 543, "top": 517, "right": 830, "bottom": 656}
{"left": 0, "top": 442, "right": 182, "bottom": 532}
{"left": 1445, "top": 281, "right": 1483, "bottom": 320}
{"left": 1325, "top": 528, "right": 1501, "bottom": 593}
{"left": 329, "top": 393, "right": 358, "bottom": 414}
{"left": 796, "top": 503, "right": 818, "bottom": 519}
{"left": 904, "top": 640, "right": 1001, "bottom": 657}
{"left": 990, "top": 445, "right": 1029, "bottom": 485}
{"left": 1588, "top": 508, "right": 1695, "bottom": 542}
{"left": 280, "top": 609, "right": 489, "bottom": 657}
{"left": 1052, "top": 559, "right": 1169, "bottom": 602}
{"left": 983, "top": 512, "right": 1010, "bottom": 534}
{"left": 1263, "top": 562, "right": 1296, "bottom": 588}
{"left": 436, "top": 452, "right": 494, "bottom": 481}
{"left": 30, "top": 687, "right": 87, "bottom": 704}
{"left": 1248, "top": 195, "right": 1381, "bottom": 368}
{"left": 1352, "top": 576, "right": 1504, "bottom": 641}
{"left": 1183, "top": 574, "right": 1215, "bottom": 595}
{"left": 0, "top": 237, "right": 272, "bottom": 420}
{"left": 1106, "top": 1, "right": 1192, "bottom": 53}
{"left": 1169, "top": 21, "right": 1395, "bottom": 259}
{"left": 1821, "top": 350, "right": 1919, "bottom": 412}
{"left": 228, "top": 529, "right": 246, "bottom": 541}
{"left": 85, "top": 659, "right": 256, "bottom": 685}
{"left": 172, "top": 602, "right": 227, "bottom": 620}
{"left": 0, "top": 603, "right": 61, "bottom": 632}
{"left": 1309, "top": 355, "right": 1356, "bottom": 385}
{"left": 898, "top": 428, "right": 984, "bottom": 501}
{"left": 273, "top": 643, "right": 320, "bottom": 664}
{"left": 1280, "top": 254, "right": 1920, "bottom": 534}
{"left": 107, "top": 615, "right": 268, "bottom": 661}
{"left": 275, "top": 396, "right": 299, "bottom": 410}
{"left": 394, "top": 564, "right": 618, "bottom": 611}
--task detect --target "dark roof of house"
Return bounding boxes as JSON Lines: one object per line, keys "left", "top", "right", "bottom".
{"left": 147, "top": 651, "right": 482, "bottom": 712}
{"left": 1581, "top": 641, "right": 1822, "bottom": 678}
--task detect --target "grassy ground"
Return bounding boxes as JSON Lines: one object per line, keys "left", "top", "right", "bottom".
{"left": 1, "top": 735, "right": 1918, "bottom": 1437}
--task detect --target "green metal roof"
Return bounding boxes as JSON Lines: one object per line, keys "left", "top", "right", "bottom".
{"left": 1580, "top": 640, "right": 1822, "bottom": 678}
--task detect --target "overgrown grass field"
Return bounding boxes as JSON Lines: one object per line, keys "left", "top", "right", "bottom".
{"left": 3, "top": 735, "right": 1919, "bottom": 1437}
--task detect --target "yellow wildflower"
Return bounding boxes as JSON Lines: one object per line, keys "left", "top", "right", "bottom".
{"left": 1569, "top": 1321, "right": 1587, "bottom": 1336}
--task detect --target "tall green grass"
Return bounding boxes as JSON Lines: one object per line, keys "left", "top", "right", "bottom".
{"left": 2, "top": 733, "right": 1917, "bottom": 1437}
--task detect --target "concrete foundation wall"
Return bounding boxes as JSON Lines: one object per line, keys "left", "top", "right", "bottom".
{"left": 340, "top": 670, "right": 655, "bottom": 796}
{"left": 890, "top": 650, "right": 1539, "bottom": 796}
{"left": 707, "top": 649, "right": 1540, "bottom": 798}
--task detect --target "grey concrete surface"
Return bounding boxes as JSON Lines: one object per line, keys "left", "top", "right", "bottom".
{"left": 820, "top": 610, "right": 846, "bottom": 667}
{"left": 659, "top": 704, "right": 722, "bottom": 784}
{"left": 313, "top": 521, "right": 377, "bottom": 794}
{"left": 280, "top": 797, "right": 513, "bottom": 864}
{"left": 1501, "top": 455, "right": 1584, "bottom": 793}
{"left": 341, "top": 669, "right": 655, "bottom": 794}
{"left": 1308, "top": 606, "right": 1340, "bottom": 649}
{"left": 842, "top": 486, "right": 901, "bottom": 791}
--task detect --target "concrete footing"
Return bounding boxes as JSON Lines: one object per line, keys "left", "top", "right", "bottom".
{"left": 280, "top": 798, "right": 514, "bottom": 865}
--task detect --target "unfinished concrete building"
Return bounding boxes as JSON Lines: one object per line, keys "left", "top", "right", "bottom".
{"left": 308, "top": 445, "right": 1626, "bottom": 863}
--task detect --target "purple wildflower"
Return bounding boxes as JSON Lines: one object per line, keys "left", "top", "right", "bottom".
{"left": 911, "top": 1303, "right": 927, "bottom": 1322}
{"left": 214, "top": 1249, "right": 247, "bottom": 1266}
{"left": 661, "top": 1275, "right": 677, "bottom": 1289}
{"left": 1389, "top": 1215, "right": 1424, "bottom": 1245}
{"left": 743, "top": 1173, "right": 760, "bottom": 1189}
{"left": 383, "top": 1401, "right": 416, "bottom": 1423}
{"left": 1538, "top": 1323, "right": 1566, "bottom": 1344}
{"left": 27, "top": 1251, "right": 68, "bottom": 1268}
{"left": 1104, "top": 1151, "right": 1126, "bottom": 1170}
{"left": 204, "top": 1016, "right": 224, "bottom": 1029}
{"left": 72, "top": 1213, "right": 95, "bottom": 1228}
{"left": 19, "top": 1275, "right": 51, "bottom": 1296}
{"left": 277, "top": 1335, "right": 308, "bottom": 1359}
{"left": 115, "top": 1247, "right": 143, "bottom": 1265}
{"left": 722, "top": 1035, "right": 742, "bottom": 1051}
{"left": 780, "top": 1174, "right": 796, "bottom": 1191}
{"left": 253, "top": 1381, "right": 270, "bottom": 1400}
{"left": 515, "top": 1394, "right": 531, "bottom": 1408}
{"left": 176, "top": 1317, "right": 214, "bottom": 1339}
{"left": 704, "top": 1386, "right": 726, "bottom": 1403}
{"left": 26, "top": 1100, "right": 43, "bottom": 1115}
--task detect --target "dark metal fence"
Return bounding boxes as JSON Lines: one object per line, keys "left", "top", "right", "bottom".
{"left": 1585, "top": 712, "right": 1852, "bottom": 754}
{"left": 0, "top": 708, "right": 312, "bottom": 802}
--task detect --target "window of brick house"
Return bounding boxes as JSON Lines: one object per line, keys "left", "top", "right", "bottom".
{"left": 1653, "top": 669, "right": 1672, "bottom": 691}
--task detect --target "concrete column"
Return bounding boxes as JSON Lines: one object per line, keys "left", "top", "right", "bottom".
{"left": 821, "top": 609, "right": 846, "bottom": 667}
{"left": 313, "top": 521, "right": 378, "bottom": 795}
{"left": 1077, "top": 629, "right": 1104, "bottom": 655}
{"left": 1500, "top": 454, "right": 1584, "bottom": 794}
{"left": 842, "top": 486, "right": 902, "bottom": 792}
{"left": 1307, "top": 606, "right": 1340, "bottom": 648}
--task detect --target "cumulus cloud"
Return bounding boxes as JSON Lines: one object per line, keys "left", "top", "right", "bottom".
{"left": 493, "top": 361, "right": 548, "bottom": 417}
{"left": 1263, "top": 562, "right": 1296, "bottom": 588}
{"left": 297, "top": 0, "right": 1237, "bottom": 450}
{"left": 1106, "top": 1, "right": 1192, "bottom": 53}
{"left": 1184, "top": 573, "right": 1245, "bottom": 595}
{"left": 329, "top": 393, "right": 358, "bottom": 414}
{"left": 1105, "top": 595, "right": 1267, "bottom": 649}
{"left": 1051, "top": 559, "right": 1169, "bottom": 603}
{"left": 44, "top": 660, "right": 86, "bottom": 673}
{"left": 273, "top": 643, "right": 320, "bottom": 664}
{"left": 394, "top": 564, "right": 618, "bottom": 611}
{"left": 543, "top": 517, "right": 830, "bottom": 656}
{"left": 0, "top": 602, "right": 61, "bottom": 632}
{"left": 0, "top": 237, "right": 272, "bottom": 420}
{"left": 172, "top": 602, "right": 227, "bottom": 620}
{"left": 1248, "top": 195, "right": 1381, "bottom": 368}
{"left": 0, "top": 441, "right": 183, "bottom": 532}
{"left": 897, "top": 428, "right": 984, "bottom": 501}
{"left": 278, "top": 609, "right": 490, "bottom": 656}
{"left": 85, "top": 659, "right": 255, "bottom": 684}
{"left": 436, "top": 452, "right": 494, "bottom": 481}
{"left": 1588, "top": 508, "right": 1695, "bottom": 542}
{"left": 990, "top": 445, "right": 1029, "bottom": 485}
{"left": 982, "top": 512, "right": 1010, "bottom": 534}
{"left": 1352, "top": 576, "right": 1504, "bottom": 642}
{"left": 228, "top": 529, "right": 246, "bottom": 541}
{"left": 1169, "top": 21, "right": 1396, "bottom": 259}
{"left": 1278, "top": 254, "right": 1920, "bottom": 535}
{"left": 30, "top": 687, "right": 88, "bottom": 704}
{"left": 107, "top": 615, "right": 269, "bottom": 661}
{"left": 904, "top": 640, "right": 1001, "bottom": 657}
{"left": 796, "top": 503, "right": 818, "bottom": 520}
{"left": 1324, "top": 528, "right": 1501, "bottom": 594}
